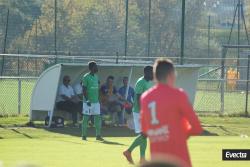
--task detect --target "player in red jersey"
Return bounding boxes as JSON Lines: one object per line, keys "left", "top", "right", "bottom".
{"left": 140, "top": 58, "right": 203, "bottom": 167}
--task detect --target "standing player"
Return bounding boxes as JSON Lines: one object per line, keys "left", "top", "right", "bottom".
{"left": 140, "top": 58, "right": 203, "bottom": 167}
{"left": 123, "top": 66, "right": 154, "bottom": 164}
{"left": 81, "top": 61, "right": 104, "bottom": 141}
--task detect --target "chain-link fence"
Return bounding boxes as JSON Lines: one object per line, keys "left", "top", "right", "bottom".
{"left": 0, "top": 53, "right": 250, "bottom": 116}
{"left": 195, "top": 79, "right": 249, "bottom": 115}
{"left": 0, "top": 77, "right": 37, "bottom": 116}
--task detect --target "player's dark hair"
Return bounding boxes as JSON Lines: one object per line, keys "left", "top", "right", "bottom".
{"left": 154, "top": 58, "right": 174, "bottom": 82}
{"left": 107, "top": 75, "right": 114, "bottom": 80}
{"left": 88, "top": 61, "right": 97, "bottom": 70}
{"left": 144, "top": 66, "right": 153, "bottom": 74}
{"left": 63, "top": 75, "right": 70, "bottom": 81}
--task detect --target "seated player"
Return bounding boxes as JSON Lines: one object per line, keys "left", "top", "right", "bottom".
{"left": 140, "top": 58, "right": 203, "bottom": 167}
{"left": 118, "top": 76, "right": 134, "bottom": 125}
{"left": 56, "top": 75, "right": 82, "bottom": 126}
{"left": 100, "top": 75, "right": 123, "bottom": 126}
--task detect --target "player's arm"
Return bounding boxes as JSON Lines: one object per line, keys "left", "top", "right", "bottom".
{"left": 140, "top": 95, "right": 148, "bottom": 137}
{"left": 81, "top": 81, "right": 88, "bottom": 101}
{"left": 81, "top": 76, "right": 91, "bottom": 106}
{"left": 135, "top": 80, "right": 144, "bottom": 109}
{"left": 179, "top": 91, "right": 203, "bottom": 137}
{"left": 82, "top": 86, "right": 88, "bottom": 101}
{"left": 137, "top": 94, "right": 142, "bottom": 109}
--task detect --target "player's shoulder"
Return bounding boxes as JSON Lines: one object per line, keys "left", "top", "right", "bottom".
{"left": 173, "top": 87, "right": 188, "bottom": 98}
{"left": 135, "top": 76, "right": 144, "bottom": 86}
{"left": 141, "top": 85, "right": 157, "bottom": 100}
{"left": 83, "top": 72, "right": 90, "bottom": 78}
{"left": 83, "top": 72, "right": 89, "bottom": 77}
{"left": 176, "top": 88, "right": 185, "bottom": 93}
{"left": 136, "top": 76, "right": 144, "bottom": 83}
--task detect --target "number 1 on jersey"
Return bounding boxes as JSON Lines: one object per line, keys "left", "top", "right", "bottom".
{"left": 148, "top": 101, "right": 159, "bottom": 125}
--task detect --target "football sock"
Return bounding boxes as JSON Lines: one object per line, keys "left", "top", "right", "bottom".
{"left": 82, "top": 115, "right": 89, "bottom": 137}
{"left": 128, "top": 135, "right": 143, "bottom": 152}
{"left": 94, "top": 115, "right": 101, "bottom": 136}
{"left": 140, "top": 136, "right": 147, "bottom": 158}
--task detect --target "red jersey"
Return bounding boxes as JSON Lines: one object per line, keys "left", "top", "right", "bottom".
{"left": 140, "top": 84, "right": 203, "bottom": 167}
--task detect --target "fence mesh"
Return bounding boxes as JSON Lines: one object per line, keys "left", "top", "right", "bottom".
{"left": 0, "top": 78, "right": 36, "bottom": 116}
{"left": 0, "top": 54, "right": 249, "bottom": 116}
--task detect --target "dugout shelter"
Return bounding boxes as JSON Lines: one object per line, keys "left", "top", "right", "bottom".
{"left": 29, "top": 63, "right": 200, "bottom": 127}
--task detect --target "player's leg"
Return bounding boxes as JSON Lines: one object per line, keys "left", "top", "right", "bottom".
{"left": 82, "top": 114, "right": 89, "bottom": 140}
{"left": 123, "top": 134, "right": 143, "bottom": 164}
{"left": 94, "top": 115, "right": 101, "bottom": 136}
{"left": 82, "top": 102, "right": 90, "bottom": 140}
{"left": 139, "top": 134, "right": 147, "bottom": 164}
{"left": 93, "top": 103, "right": 104, "bottom": 141}
{"left": 123, "top": 112, "right": 141, "bottom": 164}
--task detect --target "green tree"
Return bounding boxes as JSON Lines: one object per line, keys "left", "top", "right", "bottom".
{"left": 0, "top": 0, "right": 41, "bottom": 53}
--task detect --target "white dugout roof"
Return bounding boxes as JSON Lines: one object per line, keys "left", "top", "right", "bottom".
{"left": 30, "top": 63, "right": 200, "bottom": 124}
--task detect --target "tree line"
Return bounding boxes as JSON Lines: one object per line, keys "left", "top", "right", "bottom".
{"left": 0, "top": 0, "right": 249, "bottom": 60}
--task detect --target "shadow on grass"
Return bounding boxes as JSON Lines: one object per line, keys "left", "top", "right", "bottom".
{"left": 55, "top": 138, "right": 127, "bottom": 146}
{"left": 38, "top": 126, "right": 132, "bottom": 146}
{"left": 11, "top": 128, "right": 33, "bottom": 139}
{"left": 219, "top": 126, "right": 238, "bottom": 136}
{"left": 202, "top": 129, "right": 218, "bottom": 136}
{"left": 41, "top": 125, "right": 219, "bottom": 138}
{"left": 202, "top": 124, "right": 238, "bottom": 136}
{"left": 99, "top": 140, "right": 127, "bottom": 146}
{"left": 41, "top": 126, "right": 136, "bottom": 138}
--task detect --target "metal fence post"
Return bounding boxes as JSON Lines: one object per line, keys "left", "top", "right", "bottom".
{"left": 54, "top": 0, "right": 57, "bottom": 58}
{"left": 245, "top": 54, "right": 250, "bottom": 117}
{"left": 180, "top": 0, "right": 186, "bottom": 65}
{"left": 18, "top": 79, "right": 22, "bottom": 115}
{"left": 3, "top": 9, "right": 9, "bottom": 54}
{"left": 1, "top": 56, "right": 5, "bottom": 76}
{"left": 116, "top": 52, "right": 119, "bottom": 64}
{"left": 220, "top": 47, "right": 226, "bottom": 115}
{"left": 147, "top": 0, "right": 151, "bottom": 58}
{"left": 124, "top": 0, "right": 129, "bottom": 60}
{"left": 17, "top": 49, "right": 20, "bottom": 76}
{"left": 208, "top": 15, "right": 211, "bottom": 57}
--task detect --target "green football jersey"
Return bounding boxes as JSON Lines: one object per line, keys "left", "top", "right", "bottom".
{"left": 133, "top": 76, "right": 154, "bottom": 113}
{"left": 82, "top": 73, "right": 99, "bottom": 103}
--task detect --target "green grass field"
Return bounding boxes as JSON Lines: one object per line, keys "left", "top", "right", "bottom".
{"left": 0, "top": 116, "right": 250, "bottom": 167}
